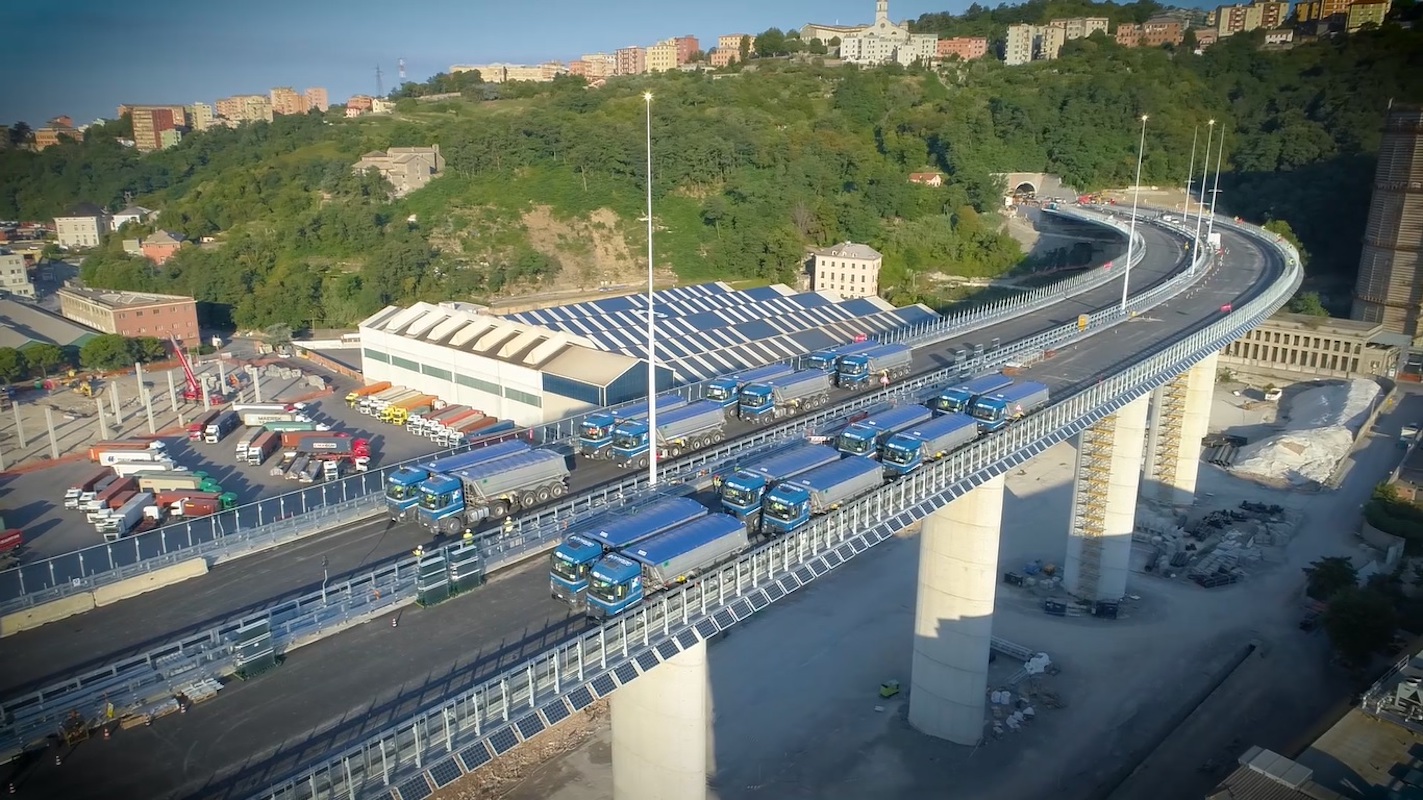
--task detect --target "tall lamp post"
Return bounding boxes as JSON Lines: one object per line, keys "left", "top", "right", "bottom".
{"left": 1206, "top": 126, "right": 1226, "bottom": 244}
{"left": 1192, "top": 119, "right": 1215, "bottom": 260}
{"left": 1184, "top": 125, "right": 1198, "bottom": 220}
{"left": 643, "top": 91, "right": 659, "bottom": 488}
{"left": 1121, "top": 113, "right": 1149, "bottom": 314}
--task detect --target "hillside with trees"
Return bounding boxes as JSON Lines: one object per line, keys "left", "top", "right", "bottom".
{"left": 1, "top": 14, "right": 1420, "bottom": 332}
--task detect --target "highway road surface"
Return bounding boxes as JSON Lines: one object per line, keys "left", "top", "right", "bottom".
{"left": 4, "top": 224, "right": 1270, "bottom": 800}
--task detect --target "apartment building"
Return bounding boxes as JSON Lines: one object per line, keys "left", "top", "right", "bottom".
{"left": 1348, "top": 2, "right": 1390, "bottom": 29}
{"left": 54, "top": 203, "right": 109, "bottom": 249}
{"left": 1295, "top": 0, "right": 1353, "bottom": 24}
{"left": 1221, "top": 313, "right": 1400, "bottom": 380}
{"left": 305, "top": 87, "right": 329, "bottom": 112}
{"left": 616, "top": 46, "right": 646, "bottom": 75}
{"left": 1353, "top": 104, "right": 1423, "bottom": 340}
{"left": 270, "top": 87, "right": 305, "bottom": 115}
{"left": 0, "top": 250, "right": 35, "bottom": 299}
{"left": 578, "top": 53, "right": 617, "bottom": 79}
{"left": 1214, "top": 1, "right": 1287, "bottom": 36}
{"left": 675, "top": 35, "right": 700, "bottom": 64}
{"left": 811, "top": 242, "right": 883, "bottom": 299}
{"left": 215, "top": 94, "right": 274, "bottom": 123}
{"left": 1119, "top": 17, "right": 1186, "bottom": 47}
{"left": 125, "top": 105, "right": 186, "bottom": 152}
{"left": 57, "top": 287, "right": 200, "bottom": 346}
{"left": 647, "top": 40, "right": 679, "bottom": 73}
{"left": 937, "top": 36, "right": 989, "bottom": 61}
{"left": 353, "top": 146, "right": 445, "bottom": 197}
{"left": 1005, "top": 24, "right": 1036, "bottom": 65}
{"left": 187, "top": 102, "right": 214, "bottom": 131}
{"left": 1049, "top": 16, "right": 1110, "bottom": 41}
{"left": 33, "top": 116, "right": 78, "bottom": 150}
{"left": 504, "top": 63, "right": 564, "bottom": 82}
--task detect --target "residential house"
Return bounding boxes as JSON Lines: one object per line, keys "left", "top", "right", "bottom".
{"left": 937, "top": 37, "right": 989, "bottom": 61}
{"left": 33, "top": 116, "right": 78, "bottom": 150}
{"left": 909, "top": 172, "right": 945, "bottom": 187}
{"left": 141, "top": 230, "right": 186, "bottom": 265}
{"left": 110, "top": 205, "right": 153, "bottom": 231}
{"left": 54, "top": 203, "right": 109, "bottom": 249}
{"left": 57, "top": 286, "right": 200, "bottom": 346}
{"left": 0, "top": 250, "right": 35, "bottom": 298}
{"left": 811, "top": 241, "right": 883, "bottom": 299}
{"left": 353, "top": 146, "right": 445, "bottom": 197}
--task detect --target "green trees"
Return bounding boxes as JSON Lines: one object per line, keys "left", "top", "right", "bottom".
{"left": 1304, "top": 556, "right": 1359, "bottom": 602}
{"left": 25, "top": 343, "right": 68, "bottom": 377}
{"left": 0, "top": 348, "right": 26, "bottom": 383}
{"left": 78, "top": 334, "right": 170, "bottom": 372}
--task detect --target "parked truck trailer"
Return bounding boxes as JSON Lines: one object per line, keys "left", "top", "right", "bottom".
{"left": 760, "top": 455, "right": 883, "bottom": 536}
{"left": 719, "top": 443, "right": 842, "bottom": 530}
{"left": 612, "top": 400, "right": 726, "bottom": 469}
{"left": 835, "top": 343, "right": 914, "bottom": 390}
{"left": 549, "top": 496, "right": 708, "bottom": 606}
{"left": 578, "top": 394, "right": 688, "bottom": 459}
{"left": 586, "top": 515, "right": 749, "bottom": 619}
{"left": 704, "top": 363, "right": 795, "bottom": 411}
{"left": 804, "top": 340, "right": 879, "bottom": 373}
{"left": 384, "top": 440, "right": 531, "bottom": 521}
{"left": 929, "top": 374, "right": 1012, "bottom": 415}
{"left": 969, "top": 381, "right": 1051, "bottom": 433}
{"left": 738, "top": 371, "right": 833, "bottom": 423}
{"left": 835, "top": 404, "right": 935, "bottom": 458}
{"left": 880, "top": 413, "right": 980, "bottom": 477}
{"left": 416, "top": 448, "right": 570, "bottom": 532}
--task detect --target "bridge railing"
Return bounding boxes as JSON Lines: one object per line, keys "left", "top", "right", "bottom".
{"left": 241, "top": 221, "right": 1291, "bottom": 800}
{"left": 0, "top": 209, "right": 1141, "bottom": 614}
{"left": 0, "top": 213, "right": 1157, "bottom": 756}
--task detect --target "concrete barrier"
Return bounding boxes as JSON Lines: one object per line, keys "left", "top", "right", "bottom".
{"left": 91, "top": 559, "right": 210, "bottom": 608}
{"left": 0, "top": 592, "right": 97, "bottom": 637}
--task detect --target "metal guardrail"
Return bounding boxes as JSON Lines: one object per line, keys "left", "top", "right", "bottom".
{"left": 0, "top": 208, "right": 1141, "bottom": 613}
{"left": 0, "top": 211, "right": 1155, "bottom": 755}
{"left": 247, "top": 219, "right": 1299, "bottom": 800}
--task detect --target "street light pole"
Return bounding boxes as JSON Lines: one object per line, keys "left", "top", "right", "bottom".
{"left": 1121, "top": 113, "right": 1149, "bottom": 314}
{"left": 1206, "top": 126, "right": 1226, "bottom": 243}
{"left": 1185, "top": 125, "right": 1198, "bottom": 218}
{"left": 1192, "top": 119, "right": 1215, "bottom": 261}
{"left": 643, "top": 91, "right": 658, "bottom": 489}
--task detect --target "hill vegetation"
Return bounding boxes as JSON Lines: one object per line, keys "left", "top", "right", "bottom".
{"left": 2, "top": 15, "right": 1421, "bottom": 332}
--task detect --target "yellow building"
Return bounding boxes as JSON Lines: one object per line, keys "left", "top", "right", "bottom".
{"left": 646, "top": 40, "right": 679, "bottom": 73}
{"left": 1348, "top": 1, "right": 1390, "bottom": 29}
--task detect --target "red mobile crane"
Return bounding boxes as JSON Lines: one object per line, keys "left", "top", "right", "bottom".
{"left": 171, "top": 336, "right": 224, "bottom": 404}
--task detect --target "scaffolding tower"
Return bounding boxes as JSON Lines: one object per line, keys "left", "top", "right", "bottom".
{"left": 1068, "top": 413, "right": 1115, "bottom": 600}
{"left": 1145, "top": 372, "right": 1189, "bottom": 503}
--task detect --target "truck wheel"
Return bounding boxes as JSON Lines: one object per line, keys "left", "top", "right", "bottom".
{"left": 490, "top": 501, "right": 510, "bottom": 519}
{"left": 439, "top": 517, "right": 461, "bottom": 537}
{"left": 535, "top": 487, "right": 550, "bottom": 503}
{"left": 671, "top": 446, "right": 683, "bottom": 457}
{"left": 521, "top": 492, "right": 539, "bottom": 509}
{"left": 549, "top": 482, "right": 567, "bottom": 498}
{"left": 636, "top": 456, "right": 649, "bottom": 469}
{"left": 691, "top": 437, "right": 705, "bottom": 450}
{"left": 710, "top": 431, "right": 725, "bottom": 444}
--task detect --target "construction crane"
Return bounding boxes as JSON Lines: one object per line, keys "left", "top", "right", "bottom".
{"left": 170, "top": 336, "right": 222, "bottom": 404}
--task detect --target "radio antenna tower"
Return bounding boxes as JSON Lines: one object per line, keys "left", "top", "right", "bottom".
{"left": 398, "top": 58, "right": 407, "bottom": 80}
{"left": 375, "top": 64, "right": 384, "bottom": 97}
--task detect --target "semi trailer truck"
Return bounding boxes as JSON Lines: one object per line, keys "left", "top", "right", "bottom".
{"left": 202, "top": 410, "right": 239, "bottom": 444}
{"left": 835, "top": 404, "right": 934, "bottom": 458}
{"left": 137, "top": 471, "right": 224, "bottom": 493}
{"left": 804, "top": 340, "right": 879, "bottom": 373}
{"left": 586, "top": 515, "right": 750, "bottom": 620}
{"left": 738, "top": 371, "right": 833, "bottom": 423}
{"left": 549, "top": 496, "right": 708, "bottom": 607}
{"left": 416, "top": 448, "right": 570, "bottom": 532}
{"left": 87, "top": 440, "right": 165, "bottom": 462}
{"left": 929, "top": 374, "right": 1012, "bottom": 415}
{"left": 759, "top": 455, "right": 883, "bottom": 536}
{"left": 880, "top": 414, "right": 980, "bottom": 477}
{"left": 261, "top": 420, "right": 331, "bottom": 433}
{"left": 969, "top": 381, "right": 1051, "bottom": 433}
{"left": 345, "top": 381, "right": 392, "bottom": 406}
{"left": 704, "top": 363, "right": 795, "bottom": 412}
{"left": 186, "top": 410, "right": 221, "bottom": 441}
{"left": 835, "top": 343, "right": 914, "bottom": 390}
{"left": 384, "top": 440, "right": 530, "bottom": 521}
{"left": 612, "top": 401, "right": 726, "bottom": 469}
{"left": 719, "top": 443, "right": 841, "bottom": 530}
{"left": 578, "top": 394, "right": 688, "bottom": 459}
{"left": 382, "top": 394, "right": 440, "bottom": 426}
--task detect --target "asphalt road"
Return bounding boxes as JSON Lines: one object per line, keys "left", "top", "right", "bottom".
{"left": 1, "top": 224, "right": 1284, "bottom": 800}
{"left": 0, "top": 223, "right": 1173, "bottom": 699}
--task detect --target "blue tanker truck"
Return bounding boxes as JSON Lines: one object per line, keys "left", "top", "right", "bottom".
{"left": 549, "top": 496, "right": 708, "bottom": 607}
{"left": 880, "top": 414, "right": 980, "bottom": 477}
{"left": 384, "top": 440, "right": 530, "bottom": 521}
{"left": 928, "top": 374, "right": 1013, "bottom": 415}
{"left": 416, "top": 448, "right": 570, "bottom": 532}
{"left": 835, "top": 404, "right": 935, "bottom": 458}
{"left": 836, "top": 343, "right": 915, "bottom": 390}
{"left": 804, "top": 340, "right": 880, "bottom": 373}
{"left": 703, "top": 362, "right": 796, "bottom": 414}
{"left": 586, "top": 515, "right": 750, "bottom": 619}
{"left": 612, "top": 400, "right": 727, "bottom": 469}
{"left": 738, "top": 371, "right": 834, "bottom": 423}
{"left": 759, "top": 455, "right": 884, "bottom": 536}
{"left": 969, "top": 381, "right": 1052, "bottom": 433}
{"left": 719, "top": 443, "right": 842, "bottom": 530}
{"left": 578, "top": 394, "right": 687, "bottom": 459}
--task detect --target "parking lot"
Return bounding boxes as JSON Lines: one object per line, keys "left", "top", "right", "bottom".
{"left": 0, "top": 357, "right": 446, "bottom": 562}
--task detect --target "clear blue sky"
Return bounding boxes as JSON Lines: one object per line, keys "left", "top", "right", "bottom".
{"left": 5, "top": 0, "right": 972, "bottom": 127}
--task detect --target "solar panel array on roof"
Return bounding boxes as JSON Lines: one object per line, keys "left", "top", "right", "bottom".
{"left": 505, "top": 282, "right": 939, "bottom": 383}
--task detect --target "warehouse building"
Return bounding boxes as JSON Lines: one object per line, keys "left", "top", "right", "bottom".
{"left": 358, "top": 282, "right": 937, "bottom": 426}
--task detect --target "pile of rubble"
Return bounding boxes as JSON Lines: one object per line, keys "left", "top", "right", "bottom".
{"left": 1138, "top": 501, "right": 1298, "bottom": 587}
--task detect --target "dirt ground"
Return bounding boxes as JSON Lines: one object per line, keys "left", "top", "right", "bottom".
{"left": 423, "top": 381, "right": 1411, "bottom": 800}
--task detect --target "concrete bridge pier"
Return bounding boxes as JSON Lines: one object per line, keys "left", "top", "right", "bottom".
{"left": 1064, "top": 394, "right": 1150, "bottom": 601}
{"left": 611, "top": 640, "right": 710, "bottom": 800}
{"left": 1144, "top": 352, "right": 1218, "bottom": 507}
{"left": 909, "top": 472, "right": 1006, "bottom": 746}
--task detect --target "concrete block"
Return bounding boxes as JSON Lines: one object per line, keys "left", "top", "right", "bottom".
{"left": 92, "top": 559, "right": 209, "bottom": 608}
{"left": 0, "top": 592, "right": 97, "bottom": 637}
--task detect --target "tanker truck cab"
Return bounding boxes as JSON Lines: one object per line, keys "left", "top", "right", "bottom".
{"left": 720, "top": 470, "right": 769, "bottom": 521}
{"left": 760, "top": 484, "right": 810, "bottom": 536}
{"left": 416, "top": 473, "right": 466, "bottom": 529}
{"left": 881, "top": 435, "right": 923, "bottom": 475}
{"left": 836, "top": 353, "right": 875, "bottom": 388}
{"left": 578, "top": 414, "right": 618, "bottom": 458}
{"left": 586, "top": 553, "right": 642, "bottom": 620}
{"left": 385, "top": 467, "right": 427, "bottom": 521}
{"left": 610, "top": 420, "right": 652, "bottom": 465}
{"left": 837, "top": 424, "right": 880, "bottom": 457}
{"left": 737, "top": 383, "right": 774, "bottom": 421}
{"left": 550, "top": 534, "right": 603, "bottom": 604}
